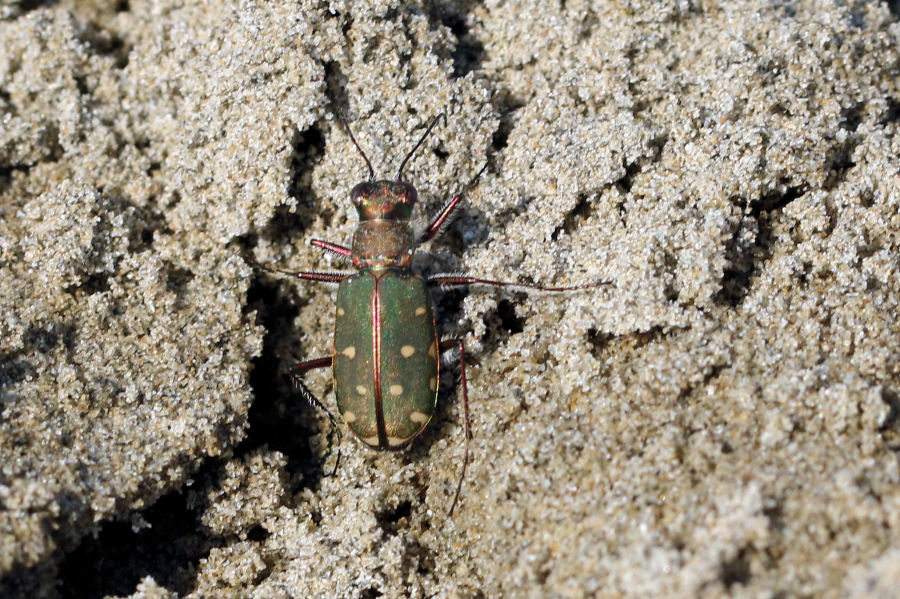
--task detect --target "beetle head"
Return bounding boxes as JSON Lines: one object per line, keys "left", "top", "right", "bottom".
{"left": 351, "top": 180, "right": 418, "bottom": 221}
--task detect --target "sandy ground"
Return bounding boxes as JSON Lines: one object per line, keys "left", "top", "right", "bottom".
{"left": 1, "top": 1, "right": 900, "bottom": 597}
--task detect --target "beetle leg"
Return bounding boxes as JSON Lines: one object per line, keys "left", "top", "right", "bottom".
{"left": 309, "top": 239, "right": 353, "bottom": 260}
{"left": 293, "top": 356, "right": 342, "bottom": 475}
{"left": 428, "top": 273, "right": 610, "bottom": 293}
{"left": 417, "top": 163, "right": 490, "bottom": 246}
{"left": 417, "top": 194, "right": 463, "bottom": 245}
{"left": 439, "top": 338, "right": 470, "bottom": 517}
{"left": 263, "top": 268, "right": 354, "bottom": 283}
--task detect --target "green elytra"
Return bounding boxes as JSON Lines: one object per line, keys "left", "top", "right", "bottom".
{"left": 275, "top": 114, "right": 607, "bottom": 515}
{"left": 333, "top": 265, "right": 439, "bottom": 449}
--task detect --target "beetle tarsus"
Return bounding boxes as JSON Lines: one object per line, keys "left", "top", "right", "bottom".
{"left": 293, "top": 357, "right": 342, "bottom": 476}
{"left": 440, "top": 338, "right": 470, "bottom": 517}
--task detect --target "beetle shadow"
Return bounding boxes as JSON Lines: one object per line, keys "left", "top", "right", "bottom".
{"left": 395, "top": 287, "right": 478, "bottom": 479}
{"left": 402, "top": 239, "right": 538, "bottom": 486}
{"left": 400, "top": 355, "right": 471, "bottom": 475}
{"left": 285, "top": 123, "right": 329, "bottom": 229}
{"left": 238, "top": 266, "right": 336, "bottom": 493}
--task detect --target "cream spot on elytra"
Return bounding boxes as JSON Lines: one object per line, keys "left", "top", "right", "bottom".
{"left": 356, "top": 385, "right": 367, "bottom": 396}
{"left": 410, "top": 411, "right": 429, "bottom": 424}
{"left": 342, "top": 346, "right": 356, "bottom": 359}
{"left": 401, "top": 345, "right": 415, "bottom": 358}
{"left": 389, "top": 384, "right": 403, "bottom": 396}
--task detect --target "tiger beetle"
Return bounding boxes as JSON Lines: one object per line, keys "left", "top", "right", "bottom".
{"left": 271, "top": 114, "right": 605, "bottom": 515}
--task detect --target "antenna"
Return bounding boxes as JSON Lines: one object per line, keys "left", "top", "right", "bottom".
{"left": 396, "top": 113, "right": 446, "bottom": 182}
{"left": 337, "top": 110, "right": 375, "bottom": 181}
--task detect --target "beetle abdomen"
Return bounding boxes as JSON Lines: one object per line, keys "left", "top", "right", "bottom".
{"left": 333, "top": 270, "right": 439, "bottom": 450}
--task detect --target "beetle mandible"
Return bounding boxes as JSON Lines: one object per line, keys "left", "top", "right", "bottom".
{"left": 273, "top": 114, "right": 605, "bottom": 515}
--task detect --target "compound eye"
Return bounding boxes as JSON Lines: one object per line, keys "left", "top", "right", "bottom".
{"left": 400, "top": 183, "right": 418, "bottom": 206}
{"left": 351, "top": 182, "right": 373, "bottom": 204}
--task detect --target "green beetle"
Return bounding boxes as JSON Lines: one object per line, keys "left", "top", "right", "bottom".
{"left": 333, "top": 251, "right": 439, "bottom": 448}
{"left": 275, "top": 115, "right": 604, "bottom": 514}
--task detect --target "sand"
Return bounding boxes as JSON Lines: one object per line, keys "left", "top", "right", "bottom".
{"left": 1, "top": 1, "right": 899, "bottom": 597}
